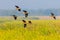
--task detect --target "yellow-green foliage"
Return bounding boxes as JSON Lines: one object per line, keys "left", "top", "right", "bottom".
{"left": 0, "top": 20, "right": 60, "bottom": 40}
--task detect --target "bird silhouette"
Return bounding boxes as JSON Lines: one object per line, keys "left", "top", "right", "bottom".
{"left": 15, "top": 5, "right": 21, "bottom": 11}
{"left": 28, "top": 21, "right": 32, "bottom": 24}
{"left": 12, "top": 15, "right": 17, "bottom": 20}
{"left": 22, "top": 20, "right": 27, "bottom": 28}
{"left": 23, "top": 10, "right": 28, "bottom": 18}
{"left": 51, "top": 13, "right": 56, "bottom": 20}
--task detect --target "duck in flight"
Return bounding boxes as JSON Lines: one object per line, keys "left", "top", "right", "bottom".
{"left": 22, "top": 20, "right": 27, "bottom": 28}
{"left": 12, "top": 15, "right": 17, "bottom": 20}
{"left": 23, "top": 10, "right": 28, "bottom": 18}
{"left": 51, "top": 12, "right": 56, "bottom": 20}
{"left": 15, "top": 5, "right": 21, "bottom": 11}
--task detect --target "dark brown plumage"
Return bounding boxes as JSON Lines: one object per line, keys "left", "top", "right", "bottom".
{"left": 15, "top": 5, "right": 21, "bottom": 11}
{"left": 51, "top": 13, "right": 56, "bottom": 20}
{"left": 12, "top": 15, "right": 17, "bottom": 20}
{"left": 15, "top": 5, "right": 19, "bottom": 8}
{"left": 51, "top": 13, "right": 54, "bottom": 16}
{"left": 28, "top": 21, "right": 32, "bottom": 24}
{"left": 23, "top": 10, "right": 28, "bottom": 18}
{"left": 22, "top": 20, "right": 27, "bottom": 28}
{"left": 53, "top": 16, "right": 56, "bottom": 20}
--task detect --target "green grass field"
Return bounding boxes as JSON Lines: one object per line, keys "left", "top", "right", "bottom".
{"left": 0, "top": 18, "right": 60, "bottom": 40}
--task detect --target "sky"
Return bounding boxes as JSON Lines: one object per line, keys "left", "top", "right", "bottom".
{"left": 0, "top": 0, "right": 60, "bottom": 10}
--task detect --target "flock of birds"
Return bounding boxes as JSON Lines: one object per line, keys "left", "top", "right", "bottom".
{"left": 12, "top": 5, "right": 32, "bottom": 28}
{"left": 12, "top": 5, "right": 56, "bottom": 28}
{"left": 13, "top": 5, "right": 28, "bottom": 20}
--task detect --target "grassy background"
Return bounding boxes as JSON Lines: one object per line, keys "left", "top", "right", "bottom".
{"left": 0, "top": 18, "right": 60, "bottom": 40}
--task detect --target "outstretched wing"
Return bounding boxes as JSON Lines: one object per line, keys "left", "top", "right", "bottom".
{"left": 23, "top": 10, "right": 28, "bottom": 17}
{"left": 15, "top": 5, "right": 21, "bottom": 11}
{"left": 51, "top": 13, "right": 54, "bottom": 16}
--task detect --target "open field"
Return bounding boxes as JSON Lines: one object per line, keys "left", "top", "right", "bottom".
{"left": 0, "top": 17, "right": 60, "bottom": 40}
{"left": 1, "top": 16, "right": 60, "bottom": 20}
